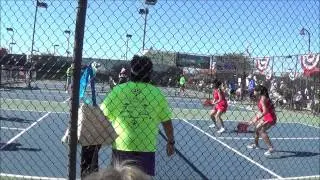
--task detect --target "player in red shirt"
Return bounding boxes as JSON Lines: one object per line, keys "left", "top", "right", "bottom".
{"left": 247, "top": 85, "right": 276, "bottom": 156}
{"left": 209, "top": 79, "right": 228, "bottom": 134}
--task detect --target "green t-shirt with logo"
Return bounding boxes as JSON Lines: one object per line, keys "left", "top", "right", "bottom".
{"left": 100, "top": 81, "right": 172, "bottom": 152}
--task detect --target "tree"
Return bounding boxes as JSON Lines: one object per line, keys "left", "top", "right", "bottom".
{"left": 0, "top": 48, "right": 9, "bottom": 57}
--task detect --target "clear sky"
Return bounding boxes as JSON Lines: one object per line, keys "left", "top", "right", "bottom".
{"left": 1, "top": 0, "right": 319, "bottom": 62}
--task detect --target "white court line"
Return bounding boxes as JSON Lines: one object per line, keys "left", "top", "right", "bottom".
{"left": 0, "top": 98, "right": 69, "bottom": 150}
{"left": 0, "top": 173, "right": 66, "bottom": 180}
{"left": 1, "top": 91, "right": 67, "bottom": 96}
{"left": 64, "top": 97, "right": 71, "bottom": 103}
{"left": 181, "top": 119, "right": 283, "bottom": 179}
{"left": 192, "top": 119, "right": 313, "bottom": 125}
{"left": 263, "top": 175, "right": 320, "bottom": 180}
{"left": 0, "top": 108, "right": 68, "bottom": 114}
{"left": 217, "top": 137, "right": 320, "bottom": 140}
{"left": 0, "top": 112, "right": 50, "bottom": 150}
{"left": 1, "top": 127, "right": 25, "bottom": 131}
{"left": 274, "top": 121, "right": 320, "bottom": 129}
{"left": 1, "top": 98, "right": 66, "bottom": 103}
{"left": 295, "top": 122, "right": 320, "bottom": 129}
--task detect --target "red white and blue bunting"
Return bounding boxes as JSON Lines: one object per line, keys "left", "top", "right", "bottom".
{"left": 255, "top": 57, "right": 270, "bottom": 73}
{"left": 300, "top": 54, "right": 320, "bottom": 76}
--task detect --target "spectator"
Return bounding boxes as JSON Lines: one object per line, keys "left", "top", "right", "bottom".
{"left": 228, "top": 80, "right": 236, "bottom": 102}
{"left": 248, "top": 75, "right": 256, "bottom": 100}
{"left": 118, "top": 67, "right": 128, "bottom": 84}
{"left": 312, "top": 89, "right": 320, "bottom": 114}
{"left": 304, "top": 87, "right": 310, "bottom": 109}
{"left": 293, "top": 91, "right": 303, "bottom": 110}
{"left": 109, "top": 76, "right": 116, "bottom": 90}
{"left": 84, "top": 160, "right": 151, "bottom": 180}
{"left": 100, "top": 55, "right": 175, "bottom": 177}
{"left": 236, "top": 86, "right": 242, "bottom": 101}
{"left": 279, "top": 81, "right": 286, "bottom": 90}
{"left": 246, "top": 75, "right": 256, "bottom": 110}
{"left": 65, "top": 63, "right": 74, "bottom": 93}
{"left": 179, "top": 74, "right": 186, "bottom": 96}
{"left": 78, "top": 63, "right": 101, "bottom": 178}
{"left": 310, "top": 86, "right": 318, "bottom": 113}
{"left": 167, "top": 77, "right": 172, "bottom": 87}
{"left": 198, "top": 79, "right": 205, "bottom": 91}
{"left": 269, "top": 81, "right": 286, "bottom": 106}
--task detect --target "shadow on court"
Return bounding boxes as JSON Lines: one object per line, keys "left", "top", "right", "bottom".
{"left": 229, "top": 129, "right": 255, "bottom": 134}
{"left": 0, "top": 142, "right": 41, "bottom": 152}
{"left": 0, "top": 86, "right": 40, "bottom": 91}
{"left": 269, "top": 149, "right": 320, "bottom": 159}
{"left": 0, "top": 116, "right": 33, "bottom": 123}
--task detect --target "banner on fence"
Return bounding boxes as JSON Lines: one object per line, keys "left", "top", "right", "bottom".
{"left": 255, "top": 57, "right": 270, "bottom": 73}
{"left": 300, "top": 53, "right": 320, "bottom": 76}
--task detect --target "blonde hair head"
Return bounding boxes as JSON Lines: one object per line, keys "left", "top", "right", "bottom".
{"left": 84, "top": 160, "right": 152, "bottom": 180}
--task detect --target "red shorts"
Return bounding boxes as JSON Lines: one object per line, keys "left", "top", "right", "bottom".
{"left": 264, "top": 119, "right": 276, "bottom": 126}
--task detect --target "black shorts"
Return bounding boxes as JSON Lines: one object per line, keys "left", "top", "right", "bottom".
{"left": 249, "top": 90, "right": 254, "bottom": 99}
{"left": 230, "top": 89, "right": 236, "bottom": 95}
{"left": 111, "top": 149, "right": 155, "bottom": 176}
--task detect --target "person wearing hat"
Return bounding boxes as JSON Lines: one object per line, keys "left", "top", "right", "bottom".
{"left": 100, "top": 55, "right": 175, "bottom": 177}
{"left": 294, "top": 90, "right": 303, "bottom": 110}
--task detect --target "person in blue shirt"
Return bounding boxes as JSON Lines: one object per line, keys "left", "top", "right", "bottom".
{"left": 228, "top": 80, "right": 236, "bottom": 102}
{"left": 248, "top": 76, "right": 256, "bottom": 99}
{"left": 246, "top": 75, "right": 256, "bottom": 110}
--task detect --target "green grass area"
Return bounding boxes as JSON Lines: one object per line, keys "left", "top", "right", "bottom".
{"left": 0, "top": 178, "right": 20, "bottom": 180}
{"left": 1, "top": 98, "right": 319, "bottom": 127}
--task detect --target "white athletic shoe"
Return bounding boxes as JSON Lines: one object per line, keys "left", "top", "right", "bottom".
{"left": 217, "top": 127, "right": 225, "bottom": 134}
{"left": 209, "top": 124, "right": 216, "bottom": 128}
{"left": 264, "top": 148, "right": 274, "bottom": 156}
{"left": 246, "top": 106, "right": 253, "bottom": 110}
{"left": 247, "top": 144, "right": 260, "bottom": 149}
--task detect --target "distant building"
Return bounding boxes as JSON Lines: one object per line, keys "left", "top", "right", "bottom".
{"left": 142, "top": 49, "right": 176, "bottom": 66}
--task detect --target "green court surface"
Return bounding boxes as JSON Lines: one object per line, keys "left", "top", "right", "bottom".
{"left": 1, "top": 98, "right": 319, "bottom": 127}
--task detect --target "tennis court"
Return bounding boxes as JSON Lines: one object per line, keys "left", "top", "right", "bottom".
{"left": 1, "top": 86, "right": 319, "bottom": 180}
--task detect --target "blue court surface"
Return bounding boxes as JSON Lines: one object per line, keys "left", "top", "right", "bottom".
{"left": 1, "top": 108, "right": 319, "bottom": 180}
{"left": 1, "top": 87, "right": 319, "bottom": 179}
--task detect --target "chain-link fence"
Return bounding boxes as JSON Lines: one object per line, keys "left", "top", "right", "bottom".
{"left": 1, "top": 0, "right": 319, "bottom": 179}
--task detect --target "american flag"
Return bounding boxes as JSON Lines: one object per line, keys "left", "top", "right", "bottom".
{"left": 37, "top": 0, "right": 48, "bottom": 9}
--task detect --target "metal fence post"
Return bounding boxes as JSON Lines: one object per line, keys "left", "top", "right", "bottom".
{"left": 68, "top": 0, "right": 88, "bottom": 179}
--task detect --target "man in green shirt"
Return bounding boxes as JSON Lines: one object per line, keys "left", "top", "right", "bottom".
{"left": 100, "top": 55, "right": 175, "bottom": 177}
{"left": 179, "top": 74, "right": 186, "bottom": 96}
